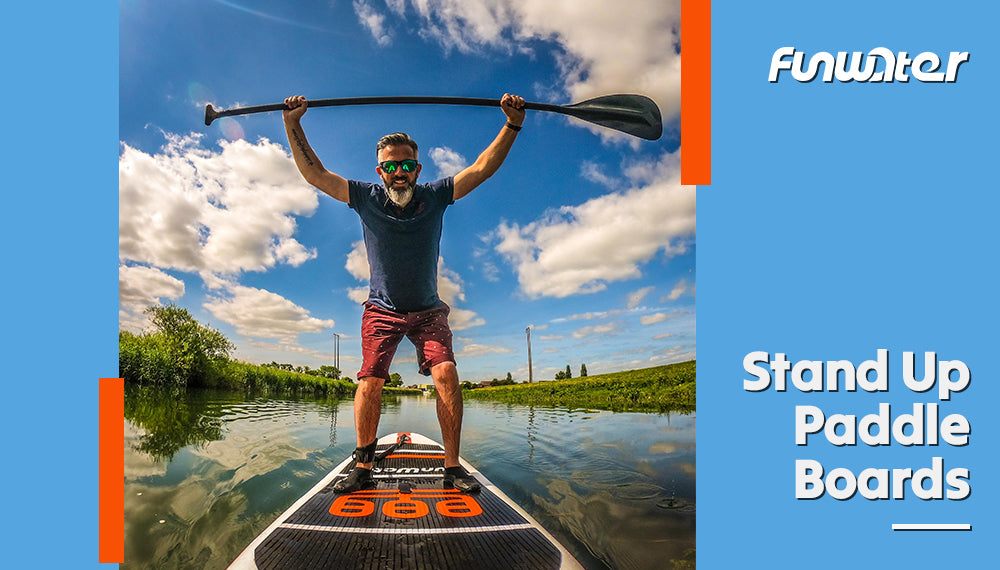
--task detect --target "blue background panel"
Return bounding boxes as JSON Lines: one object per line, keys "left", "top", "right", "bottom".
{"left": 701, "top": 1, "right": 998, "bottom": 567}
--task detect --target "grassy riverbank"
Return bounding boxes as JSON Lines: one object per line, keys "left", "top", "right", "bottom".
{"left": 119, "top": 305, "right": 357, "bottom": 397}
{"left": 463, "top": 360, "right": 695, "bottom": 413}
{"left": 214, "top": 360, "right": 358, "bottom": 396}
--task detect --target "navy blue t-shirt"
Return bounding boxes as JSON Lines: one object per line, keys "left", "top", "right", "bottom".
{"left": 348, "top": 178, "right": 455, "bottom": 313}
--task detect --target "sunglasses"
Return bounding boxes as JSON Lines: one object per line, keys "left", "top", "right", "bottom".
{"left": 379, "top": 159, "right": 419, "bottom": 174}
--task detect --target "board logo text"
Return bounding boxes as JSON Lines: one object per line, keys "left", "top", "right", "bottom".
{"left": 330, "top": 489, "right": 482, "bottom": 519}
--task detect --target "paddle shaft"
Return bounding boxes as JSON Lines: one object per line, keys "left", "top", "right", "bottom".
{"left": 206, "top": 96, "right": 566, "bottom": 125}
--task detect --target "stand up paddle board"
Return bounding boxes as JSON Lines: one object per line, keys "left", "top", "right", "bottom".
{"left": 229, "top": 432, "right": 582, "bottom": 569}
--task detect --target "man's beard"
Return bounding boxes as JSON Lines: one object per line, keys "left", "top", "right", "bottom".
{"left": 386, "top": 181, "right": 415, "bottom": 208}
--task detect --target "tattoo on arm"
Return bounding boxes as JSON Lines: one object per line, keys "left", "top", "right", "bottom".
{"left": 291, "top": 128, "right": 315, "bottom": 166}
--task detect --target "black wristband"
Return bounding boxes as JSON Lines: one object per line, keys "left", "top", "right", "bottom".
{"left": 505, "top": 121, "right": 522, "bottom": 132}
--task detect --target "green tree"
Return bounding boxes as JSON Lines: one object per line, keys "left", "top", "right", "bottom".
{"left": 319, "top": 365, "right": 341, "bottom": 379}
{"left": 565, "top": 365, "right": 572, "bottom": 379}
{"left": 490, "top": 375, "right": 515, "bottom": 386}
{"left": 555, "top": 370, "right": 566, "bottom": 380}
{"left": 580, "top": 363, "right": 588, "bottom": 377}
{"left": 144, "top": 304, "right": 234, "bottom": 385}
{"left": 387, "top": 372, "right": 403, "bottom": 387}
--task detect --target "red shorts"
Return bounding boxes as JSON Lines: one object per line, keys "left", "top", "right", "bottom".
{"left": 358, "top": 302, "right": 455, "bottom": 380}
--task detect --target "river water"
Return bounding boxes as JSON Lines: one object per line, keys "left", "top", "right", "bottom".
{"left": 123, "top": 387, "right": 695, "bottom": 569}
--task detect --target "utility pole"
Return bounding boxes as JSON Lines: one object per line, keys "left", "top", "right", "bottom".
{"left": 333, "top": 333, "right": 341, "bottom": 371}
{"left": 526, "top": 326, "right": 533, "bottom": 383}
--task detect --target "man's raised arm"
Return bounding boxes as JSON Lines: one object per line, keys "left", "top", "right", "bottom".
{"left": 453, "top": 93, "right": 526, "bottom": 201}
{"left": 283, "top": 95, "right": 350, "bottom": 204}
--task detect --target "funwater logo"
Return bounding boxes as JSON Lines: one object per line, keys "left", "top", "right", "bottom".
{"left": 769, "top": 47, "right": 970, "bottom": 83}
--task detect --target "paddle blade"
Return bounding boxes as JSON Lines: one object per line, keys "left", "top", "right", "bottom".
{"left": 561, "top": 94, "right": 663, "bottom": 140}
{"left": 205, "top": 104, "right": 219, "bottom": 126}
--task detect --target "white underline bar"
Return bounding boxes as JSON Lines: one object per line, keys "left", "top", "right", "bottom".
{"left": 280, "top": 522, "right": 535, "bottom": 535}
{"left": 892, "top": 523, "right": 971, "bottom": 531}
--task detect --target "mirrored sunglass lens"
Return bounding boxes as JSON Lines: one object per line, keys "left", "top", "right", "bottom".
{"left": 382, "top": 161, "right": 398, "bottom": 173}
{"left": 401, "top": 160, "right": 417, "bottom": 172}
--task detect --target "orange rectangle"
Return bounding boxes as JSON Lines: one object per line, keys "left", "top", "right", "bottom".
{"left": 99, "top": 378, "right": 124, "bottom": 563}
{"left": 682, "top": 0, "right": 711, "bottom": 185}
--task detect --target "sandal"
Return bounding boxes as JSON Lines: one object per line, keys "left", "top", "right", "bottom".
{"left": 443, "top": 465, "right": 481, "bottom": 493}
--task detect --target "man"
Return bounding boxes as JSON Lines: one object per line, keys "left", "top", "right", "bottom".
{"left": 282, "top": 93, "right": 526, "bottom": 493}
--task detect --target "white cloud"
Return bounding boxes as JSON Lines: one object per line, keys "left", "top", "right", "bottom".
{"left": 436, "top": 262, "right": 467, "bottom": 305}
{"left": 348, "top": 287, "right": 370, "bottom": 305}
{"left": 385, "top": 0, "right": 407, "bottom": 15}
{"left": 345, "top": 240, "right": 371, "bottom": 281}
{"left": 354, "top": 0, "right": 392, "bottom": 46}
{"left": 353, "top": 0, "right": 681, "bottom": 126}
{"left": 572, "top": 322, "right": 617, "bottom": 339}
{"left": 449, "top": 308, "right": 486, "bottom": 331}
{"left": 640, "top": 313, "right": 669, "bottom": 325}
{"left": 582, "top": 162, "right": 621, "bottom": 189}
{"left": 119, "top": 133, "right": 318, "bottom": 282}
{"left": 345, "top": 241, "right": 374, "bottom": 304}
{"left": 429, "top": 147, "right": 468, "bottom": 178}
{"left": 493, "top": 151, "right": 694, "bottom": 298}
{"left": 456, "top": 342, "right": 513, "bottom": 358}
{"left": 665, "top": 278, "right": 687, "bottom": 301}
{"left": 640, "top": 311, "right": 683, "bottom": 326}
{"left": 626, "top": 286, "right": 655, "bottom": 309}
{"left": 654, "top": 345, "right": 696, "bottom": 364}
{"left": 203, "top": 284, "right": 335, "bottom": 344}
{"left": 480, "top": 261, "right": 501, "bottom": 282}
{"left": 118, "top": 133, "right": 336, "bottom": 354}
{"left": 242, "top": 339, "right": 357, "bottom": 364}
{"left": 119, "top": 265, "right": 186, "bottom": 332}
{"left": 554, "top": 309, "right": 622, "bottom": 322}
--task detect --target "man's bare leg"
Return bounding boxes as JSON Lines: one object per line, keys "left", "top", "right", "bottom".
{"left": 332, "top": 375, "right": 385, "bottom": 493}
{"left": 354, "top": 376, "right": 385, "bottom": 469}
{"left": 431, "top": 361, "right": 479, "bottom": 492}
{"left": 430, "top": 362, "right": 462, "bottom": 467}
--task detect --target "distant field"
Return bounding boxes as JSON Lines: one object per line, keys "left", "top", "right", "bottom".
{"left": 463, "top": 360, "right": 695, "bottom": 413}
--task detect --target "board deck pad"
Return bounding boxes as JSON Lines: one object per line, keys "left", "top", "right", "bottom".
{"left": 229, "top": 432, "right": 581, "bottom": 569}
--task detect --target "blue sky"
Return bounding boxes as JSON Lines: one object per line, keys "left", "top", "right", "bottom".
{"left": 118, "top": 0, "right": 691, "bottom": 385}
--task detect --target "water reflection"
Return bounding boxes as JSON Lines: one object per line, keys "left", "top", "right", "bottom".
{"left": 124, "top": 384, "right": 226, "bottom": 461}
{"left": 326, "top": 399, "right": 339, "bottom": 447}
{"left": 461, "top": 404, "right": 696, "bottom": 569}
{"left": 123, "top": 389, "right": 695, "bottom": 570}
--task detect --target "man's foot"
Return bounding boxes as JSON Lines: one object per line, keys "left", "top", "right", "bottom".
{"left": 333, "top": 466, "right": 374, "bottom": 493}
{"left": 443, "top": 465, "right": 481, "bottom": 493}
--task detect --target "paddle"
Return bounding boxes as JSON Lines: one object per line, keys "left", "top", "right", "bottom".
{"left": 204, "top": 94, "right": 662, "bottom": 140}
